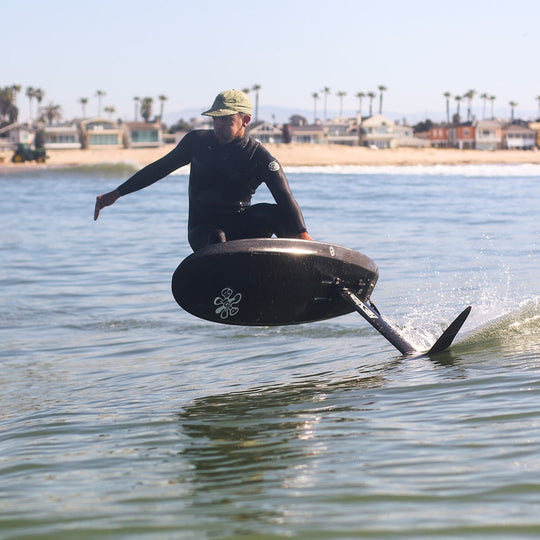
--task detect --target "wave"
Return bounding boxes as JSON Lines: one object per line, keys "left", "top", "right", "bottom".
{"left": 0, "top": 161, "right": 142, "bottom": 178}
{"left": 5, "top": 161, "right": 539, "bottom": 179}
{"left": 169, "top": 163, "right": 540, "bottom": 178}
{"left": 56, "top": 161, "right": 142, "bottom": 177}
{"left": 455, "top": 296, "right": 540, "bottom": 355}
{"left": 283, "top": 163, "right": 540, "bottom": 177}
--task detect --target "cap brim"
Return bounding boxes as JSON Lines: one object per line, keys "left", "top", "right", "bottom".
{"left": 202, "top": 108, "right": 238, "bottom": 117}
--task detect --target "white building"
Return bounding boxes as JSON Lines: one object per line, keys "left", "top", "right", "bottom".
{"left": 503, "top": 123, "right": 536, "bottom": 150}
{"left": 475, "top": 119, "right": 502, "bottom": 150}
{"left": 247, "top": 121, "right": 283, "bottom": 143}
{"left": 43, "top": 124, "right": 81, "bottom": 149}
{"left": 359, "top": 114, "right": 397, "bottom": 149}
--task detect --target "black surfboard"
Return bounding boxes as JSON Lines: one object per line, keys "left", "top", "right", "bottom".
{"left": 172, "top": 239, "right": 379, "bottom": 326}
{"left": 171, "top": 238, "right": 471, "bottom": 355}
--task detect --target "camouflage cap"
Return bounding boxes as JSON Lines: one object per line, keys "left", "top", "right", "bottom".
{"left": 202, "top": 89, "right": 253, "bottom": 117}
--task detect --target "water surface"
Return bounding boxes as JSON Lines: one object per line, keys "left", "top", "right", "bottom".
{"left": 1, "top": 163, "right": 539, "bottom": 538}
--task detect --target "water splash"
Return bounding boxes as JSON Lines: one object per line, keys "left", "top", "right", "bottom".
{"left": 379, "top": 261, "right": 538, "bottom": 353}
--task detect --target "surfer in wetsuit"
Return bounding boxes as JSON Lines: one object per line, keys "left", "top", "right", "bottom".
{"left": 94, "top": 89, "right": 313, "bottom": 251}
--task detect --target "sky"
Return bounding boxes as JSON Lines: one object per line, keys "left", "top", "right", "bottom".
{"left": 3, "top": 0, "right": 540, "bottom": 124}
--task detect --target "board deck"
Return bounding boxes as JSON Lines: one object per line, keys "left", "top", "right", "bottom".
{"left": 172, "top": 238, "right": 379, "bottom": 326}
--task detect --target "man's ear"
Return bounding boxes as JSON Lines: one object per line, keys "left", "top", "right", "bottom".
{"left": 243, "top": 115, "right": 252, "bottom": 127}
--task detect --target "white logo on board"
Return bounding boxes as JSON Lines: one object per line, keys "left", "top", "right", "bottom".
{"left": 214, "top": 287, "right": 242, "bottom": 319}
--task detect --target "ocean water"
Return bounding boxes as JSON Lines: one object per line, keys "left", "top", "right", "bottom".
{"left": 0, "top": 162, "right": 539, "bottom": 539}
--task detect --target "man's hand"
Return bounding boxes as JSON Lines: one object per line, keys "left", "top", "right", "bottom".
{"left": 94, "top": 190, "right": 120, "bottom": 220}
{"left": 296, "top": 231, "right": 314, "bottom": 241}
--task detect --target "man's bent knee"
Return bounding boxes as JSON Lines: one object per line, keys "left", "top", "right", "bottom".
{"left": 207, "top": 229, "right": 227, "bottom": 245}
{"left": 189, "top": 226, "right": 227, "bottom": 251}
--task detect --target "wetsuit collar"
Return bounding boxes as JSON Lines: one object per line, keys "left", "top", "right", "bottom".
{"left": 233, "top": 135, "right": 250, "bottom": 149}
{"left": 213, "top": 131, "right": 250, "bottom": 149}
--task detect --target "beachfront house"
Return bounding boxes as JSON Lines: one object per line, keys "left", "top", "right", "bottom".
{"left": 124, "top": 121, "right": 163, "bottom": 148}
{"left": 528, "top": 122, "right": 540, "bottom": 148}
{"left": 502, "top": 123, "right": 536, "bottom": 150}
{"left": 429, "top": 125, "right": 450, "bottom": 148}
{"left": 0, "top": 122, "right": 34, "bottom": 150}
{"left": 474, "top": 119, "right": 503, "bottom": 150}
{"left": 247, "top": 121, "right": 284, "bottom": 144}
{"left": 79, "top": 118, "right": 123, "bottom": 149}
{"left": 394, "top": 123, "right": 430, "bottom": 148}
{"left": 288, "top": 124, "right": 326, "bottom": 144}
{"left": 448, "top": 122, "right": 475, "bottom": 149}
{"left": 42, "top": 124, "right": 81, "bottom": 149}
{"left": 325, "top": 117, "right": 359, "bottom": 146}
{"left": 359, "top": 114, "right": 397, "bottom": 149}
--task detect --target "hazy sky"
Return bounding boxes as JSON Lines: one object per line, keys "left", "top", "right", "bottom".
{"left": 3, "top": 0, "right": 540, "bottom": 122}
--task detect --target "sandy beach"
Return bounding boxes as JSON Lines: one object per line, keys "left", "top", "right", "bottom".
{"left": 2, "top": 144, "right": 540, "bottom": 170}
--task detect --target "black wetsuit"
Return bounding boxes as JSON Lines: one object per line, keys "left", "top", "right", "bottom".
{"left": 116, "top": 130, "right": 307, "bottom": 251}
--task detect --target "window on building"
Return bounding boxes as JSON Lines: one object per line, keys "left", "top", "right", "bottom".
{"left": 90, "top": 133, "right": 119, "bottom": 145}
{"left": 132, "top": 130, "right": 158, "bottom": 143}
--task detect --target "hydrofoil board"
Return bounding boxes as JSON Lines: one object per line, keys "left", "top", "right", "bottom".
{"left": 172, "top": 239, "right": 378, "bottom": 326}
{"left": 171, "top": 238, "right": 470, "bottom": 356}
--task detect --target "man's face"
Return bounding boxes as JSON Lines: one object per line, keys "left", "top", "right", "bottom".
{"left": 213, "top": 113, "right": 249, "bottom": 144}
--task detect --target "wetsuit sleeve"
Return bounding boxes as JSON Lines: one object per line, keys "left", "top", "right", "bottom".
{"left": 261, "top": 156, "right": 307, "bottom": 234}
{"left": 116, "top": 132, "right": 194, "bottom": 196}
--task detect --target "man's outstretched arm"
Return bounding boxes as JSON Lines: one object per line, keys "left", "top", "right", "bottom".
{"left": 93, "top": 132, "right": 195, "bottom": 221}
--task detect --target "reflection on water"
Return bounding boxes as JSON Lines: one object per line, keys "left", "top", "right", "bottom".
{"left": 179, "top": 375, "right": 385, "bottom": 522}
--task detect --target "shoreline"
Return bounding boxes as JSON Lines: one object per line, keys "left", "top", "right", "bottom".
{"left": 2, "top": 144, "right": 540, "bottom": 170}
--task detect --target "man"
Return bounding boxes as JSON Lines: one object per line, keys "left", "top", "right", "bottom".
{"left": 94, "top": 89, "right": 313, "bottom": 251}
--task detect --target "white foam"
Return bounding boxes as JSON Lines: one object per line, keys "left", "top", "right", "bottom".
{"left": 283, "top": 163, "right": 540, "bottom": 177}
{"left": 168, "top": 162, "right": 540, "bottom": 177}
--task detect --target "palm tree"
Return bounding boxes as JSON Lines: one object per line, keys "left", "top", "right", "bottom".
{"left": 241, "top": 88, "right": 251, "bottom": 95}
{"left": 480, "top": 93, "right": 488, "bottom": 120}
{"left": 322, "top": 87, "right": 331, "bottom": 122}
{"left": 311, "top": 92, "right": 320, "bottom": 123}
{"left": 252, "top": 84, "right": 261, "bottom": 122}
{"left": 95, "top": 90, "right": 106, "bottom": 117}
{"left": 489, "top": 95, "right": 496, "bottom": 119}
{"left": 454, "top": 95, "right": 462, "bottom": 121}
{"left": 378, "top": 85, "right": 387, "bottom": 114}
{"left": 0, "top": 86, "right": 18, "bottom": 123}
{"left": 41, "top": 102, "right": 62, "bottom": 125}
{"left": 336, "top": 91, "right": 347, "bottom": 117}
{"left": 34, "top": 88, "right": 45, "bottom": 113}
{"left": 104, "top": 106, "right": 116, "bottom": 120}
{"left": 79, "top": 97, "right": 88, "bottom": 118}
{"left": 464, "top": 89, "right": 475, "bottom": 122}
{"left": 443, "top": 92, "right": 451, "bottom": 124}
{"left": 367, "top": 92, "right": 376, "bottom": 116}
{"left": 140, "top": 97, "right": 154, "bottom": 122}
{"left": 158, "top": 95, "right": 168, "bottom": 121}
{"left": 26, "top": 86, "right": 35, "bottom": 120}
{"left": 10, "top": 85, "right": 21, "bottom": 111}
{"left": 355, "top": 92, "right": 365, "bottom": 117}
{"left": 536, "top": 95, "right": 540, "bottom": 120}
{"left": 133, "top": 96, "right": 140, "bottom": 121}
{"left": 508, "top": 101, "right": 518, "bottom": 121}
